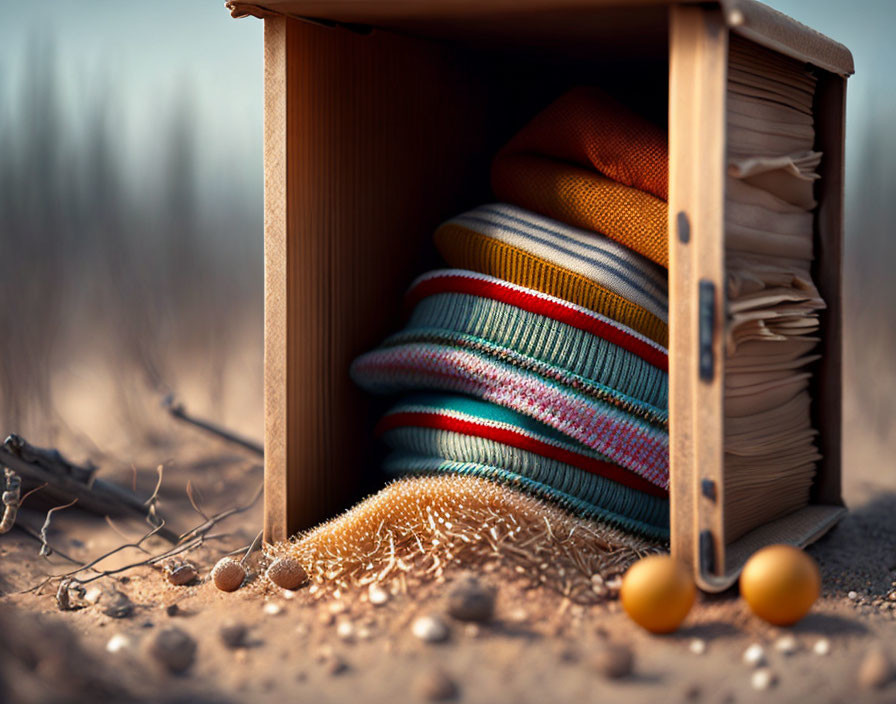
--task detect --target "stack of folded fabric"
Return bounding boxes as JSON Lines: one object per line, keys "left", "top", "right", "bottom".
{"left": 351, "top": 87, "right": 671, "bottom": 541}
{"left": 722, "top": 37, "right": 825, "bottom": 541}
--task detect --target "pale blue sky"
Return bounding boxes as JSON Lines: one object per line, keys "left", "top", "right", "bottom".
{"left": 0, "top": 0, "right": 891, "bottom": 222}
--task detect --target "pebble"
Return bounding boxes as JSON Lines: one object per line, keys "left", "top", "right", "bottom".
{"left": 219, "top": 621, "right": 248, "bottom": 649}
{"left": 336, "top": 620, "right": 355, "bottom": 642}
{"left": 774, "top": 635, "right": 798, "bottom": 655}
{"left": 105, "top": 633, "right": 132, "bottom": 654}
{"left": 751, "top": 668, "right": 777, "bottom": 691}
{"left": 412, "top": 615, "right": 450, "bottom": 643}
{"left": 325, "top": 655, "right": 349, "bottom": 676}
{"left": 445, "top": 574, "right": 495, "bottom": 623}
{"left": 858, "top": 646, "right": 894, "bottom": 690}
{"left": 368, "top": 583, "right": 390, "bottom": 606}
{"left": 84, "top": 587, "right": 103, "bottom": 605}
{"left": 165, "top": 603, "right": 180, "bottom": 617}
{"left": 267, "top": 556, "right": 307, "bottom": 591}
{"left": 813, "top": 638, "right": 831, "bottom": 656}
{"left": 211, "top": 557, "right": 246, "bottom": 592}
{"left": 166, "top": 562, "right": 198, "bottom": 586}
{"left": 415, "top": 667, "right": 458, "bottom": 701}
{"left": 743, "top": 643, "right": 766, "bottom": 667}
{"left": 263, "top": 602, "right": 283, "bottom": 616}
{"left": 148, "top": 626, "right": 197, "bottom": 674}
{"left": 591, "top": 643, "right": 634, "bottom": 679}
{"left": 102, "top": 590, "right": 134, "bottom": 619}
{"left": 848, "top": 590, "right": 859, "bottom": 600}
{"left": 689, "top": 638, "right": 707, "bottom": 655}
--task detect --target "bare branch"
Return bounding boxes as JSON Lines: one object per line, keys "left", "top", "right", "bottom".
{"left": 185, "top": 480, "right": 209, "bottom": 521}
{"left": 38, "top": 499, "right": 78, "bottom": 557}
{"left": 0, "top": 467, "right": 22, "bottom": 534}
{"left": 240, "top": 529, "right": 264, "bottom": 566}
{"left": 163, "top": 393, "right": 264, "bottom": 456}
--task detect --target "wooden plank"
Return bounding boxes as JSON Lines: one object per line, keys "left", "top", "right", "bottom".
{"left": 263, "top": 17, "right": 289, "bottom": 543}
{"left": 809, "top": 73, "right": 846, "bottom": 508}
{"left": 668, "top": 5, "right": 728, "bottom": 586}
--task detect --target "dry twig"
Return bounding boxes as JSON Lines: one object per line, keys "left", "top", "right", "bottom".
{"left": 38, "top": 499, "right": 78, "bottom": 557}
{"left": 163, "top": 394, "right": 264, "bottom": 456}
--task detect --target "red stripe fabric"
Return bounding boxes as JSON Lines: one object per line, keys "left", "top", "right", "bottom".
{"left": 377, "top": 409, "right": 668, "bottom": 498}
{"left": 405, "top": 272, "right": 668, "bottom": 372}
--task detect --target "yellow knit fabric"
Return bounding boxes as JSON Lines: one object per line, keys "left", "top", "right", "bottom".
{"left": 492, "top": 154, "right": 669, "bottom": 268}
{"left": 434, "top": 222, "right": 669, "bottom": 346}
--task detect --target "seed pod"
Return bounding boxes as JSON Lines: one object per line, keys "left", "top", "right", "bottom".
{"left": 166, "top": 562, "right": 198, "bottom": 586}
{"left": 266, "top": 556, "right": 307, "bottom": 590}
{"left": 212, "top": 557, "right": 246, "bottom": 592}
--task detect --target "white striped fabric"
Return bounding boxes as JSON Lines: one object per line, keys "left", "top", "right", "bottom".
{"left": 445, "top": 203, "right": 669, "bottom": 321}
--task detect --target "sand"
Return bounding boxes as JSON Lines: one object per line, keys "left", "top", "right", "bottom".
{"left": 1, "top": 410, "right": 894, "bottom": 704}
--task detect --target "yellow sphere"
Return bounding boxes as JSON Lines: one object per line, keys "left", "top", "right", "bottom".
{"left": 620, "top": 555, "right": 696, "bottom": 634}
{"left": 740, "top": 545, "right": 820, "bottom": 626}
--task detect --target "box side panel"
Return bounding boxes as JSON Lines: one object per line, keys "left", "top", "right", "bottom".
{"left": 264, "top": 17, "right": 290, "bottom": 543}
{"left": 668, "top": 5, "right": 729, "bottom": 584}
{"left": 810, "top": 73, "right": 846, "bottom": 508}
{"left": 264, "top": 17, "right": 493, "bottom": 540}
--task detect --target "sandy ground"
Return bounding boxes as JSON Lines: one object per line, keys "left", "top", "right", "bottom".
{"left": 1, "top": 403, "right": 895, "bottom": 704}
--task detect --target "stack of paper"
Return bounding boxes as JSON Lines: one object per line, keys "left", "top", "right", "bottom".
{"left": 723, "top": 38, "right": 824, "bottom": 542}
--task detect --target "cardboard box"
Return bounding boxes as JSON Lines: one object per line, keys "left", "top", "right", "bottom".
{"left": 228, "top": 0, "right": 854, "bottom": 590}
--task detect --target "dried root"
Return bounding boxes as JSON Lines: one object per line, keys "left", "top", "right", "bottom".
{"left": 266, "top": 475, "right": 664, "bottom": 604}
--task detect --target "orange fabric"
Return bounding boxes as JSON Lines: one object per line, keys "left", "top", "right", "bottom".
{"left": 492, "top": 87, "right": 670, "bottom": 267}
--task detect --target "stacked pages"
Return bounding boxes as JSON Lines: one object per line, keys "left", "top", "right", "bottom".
{"left": 723, "top": 38, "right": 824, "bottom": 541}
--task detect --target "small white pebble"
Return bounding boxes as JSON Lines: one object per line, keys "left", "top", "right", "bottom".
{"left": 848, "top": 591, "right": 859, "bottom": 601}
{"left": 263, "top": 602, "right": 283, "bottom": 616}
{"left": 751, "top": 668, "right": 777, "bottom": 691}
{"left": 813, "top": 638, "right": 831, "bottom": 656}
{"left": 336, "top": 620, "right": 355, "bottom": 641}
{"left": 412, "top": 615, "right": 449, "bottom": 643}
{"left": 84, "top": 587, "right": 103, "bottom": 605}
{"left": 743, "top": 643, "right": 766, "bottom": 667}
{"left": 105, "top": 634, "right": 132, "bottom": 654}
{"left": 368, "top": 583, "right": 389, "bottom": 606}
{"left": 775, "top": 635, "right": 798, "bottom": 655}
{"left": 282, "top": 589, "right": 297, "bottom": 600}
{"left": 689, "top": 639, "right": 707, "bottom": 655}
{"left": 328, "top": 601, "right": 347, "bottom": 615}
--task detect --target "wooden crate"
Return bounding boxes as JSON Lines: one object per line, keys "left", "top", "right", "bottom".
{"left": 228, "top": 0, "right": 854, "bottom": 591}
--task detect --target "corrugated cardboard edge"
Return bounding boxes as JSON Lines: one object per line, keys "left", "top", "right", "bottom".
{"left": 225, "top": 0, "right": 854, "bottom": 76}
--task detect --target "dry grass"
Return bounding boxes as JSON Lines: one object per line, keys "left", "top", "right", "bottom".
{"left": 265, "top": 474, "right": 662, "bottom": 604}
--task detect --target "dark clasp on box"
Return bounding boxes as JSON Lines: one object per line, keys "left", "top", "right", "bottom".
{"left": 698, "top": 280, "right": 715, "bottom": 382}
{"left": 677, "top": 211, "right": 690, "bottom": 243}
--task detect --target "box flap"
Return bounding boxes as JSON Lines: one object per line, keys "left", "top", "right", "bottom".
{"left": 227, "top": 0, "right": 853, "bottom": 76}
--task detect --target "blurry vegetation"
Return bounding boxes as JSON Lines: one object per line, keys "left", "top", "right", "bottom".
{"left": 0, "top": 36, "right": 262, "bottom": 447}
{"left": 0, "top": 29, "right": 892, "bottom": 466}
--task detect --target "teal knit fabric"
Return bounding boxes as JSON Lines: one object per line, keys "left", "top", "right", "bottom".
{"left": 400, "top": 290, "right": 667, "bottom": 408}
{"left": 384, "top": 452, "right": 670, "bottom": 540}
{"left": 378, "top": 393, "right": 669, "bottom": 537}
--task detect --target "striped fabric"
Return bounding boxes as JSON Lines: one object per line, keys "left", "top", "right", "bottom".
{"left": 351, "top": 341, "right": 669, "bottom": 487}
{"left": 377, "top": 394, "right": 666, "bottom": 496}
{"left": 405, "top": 270, "right": 667, "bottom": 371}
{"left": 435, "top": 223, "right": 668, "bottom": 346}
{"left": 398, "top": 271, "right": 667, "bottom": 409}
{"left": 435, "top": 204, "right": 668, "bottom": 321}
{"left": 385, "top": 453, "right": 670, "bottom": 540}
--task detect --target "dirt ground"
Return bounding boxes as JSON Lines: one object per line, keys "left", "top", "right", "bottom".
{"left": 1, "top": 401, "right": 894, "bottom": 704}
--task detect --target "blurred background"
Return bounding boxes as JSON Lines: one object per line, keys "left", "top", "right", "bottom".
{"left": 0, "top": 0, "right": 892, "bottom": 497}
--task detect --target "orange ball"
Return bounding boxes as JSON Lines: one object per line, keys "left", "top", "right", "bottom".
{"left": 620, "top": 555, "right": 696, "bottom": 634}
{"left": 740, "top": 544, "right": 820, "bottom": 626}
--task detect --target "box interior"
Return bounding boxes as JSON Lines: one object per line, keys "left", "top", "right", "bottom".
{"left": 270, "top": 10, "right": 843, "bottom": 557}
